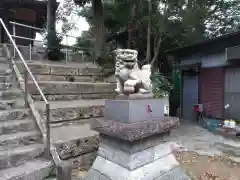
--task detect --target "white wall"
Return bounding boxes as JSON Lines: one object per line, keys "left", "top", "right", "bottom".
{"left": 181, "top": 52, "right": 228, "bottom": 68}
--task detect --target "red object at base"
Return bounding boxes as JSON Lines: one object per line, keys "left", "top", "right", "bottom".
{"left": 194, "top": 105, "right": 200, "bottom": 112}
{"left": 147, "top": 104, "right": 152, "bottom": 113}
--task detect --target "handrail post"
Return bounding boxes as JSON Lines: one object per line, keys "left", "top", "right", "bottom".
{"left": 65, "top": 34, "right": 68, "bottom": 63}
{"left": 44, "top": 103, "right": 51, "bottom": 159}
{"left": 24, "top": 70, "right": 29, "bottom": 108}
{"left": 29, "top": 43, "right": 32, "bottom": 61}
{"left": 13, "top": 23, "right": 16, "bottom": 59}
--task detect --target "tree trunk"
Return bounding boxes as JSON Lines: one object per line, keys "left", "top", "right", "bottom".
{"left": 146, "top": 0, "right": 152, "bottom": 63}
{"left": 150, "top": 37, "right": 161, "bottom": 71}
{"left": 92, "top": 0, "right": 105, "bottom": 59}
{"left": 47, "top": 0, "right": 57, "bottom": 47}
{"left": 127, "top": 3, "right": 136, "bottom": 49}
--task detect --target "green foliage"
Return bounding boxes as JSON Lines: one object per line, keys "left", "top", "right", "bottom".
{"left": 46, "top": 29, "right": 64, "bottom": 61}
{"left": 74, "top": 0, "right": 240, "bottom": 67}
{"left": 56, "top": 0, "right": 79, "bottom": 33}
{"left": 96, "top": 52, "right": 115, "bottom": 69}
{"left": 75, "top": 31, "right": 94, "bottom": 58}
{"left": 150, "top": 71, "right": 171, "bottom": 98}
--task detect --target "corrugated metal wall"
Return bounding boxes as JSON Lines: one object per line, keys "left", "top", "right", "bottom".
{"left": 183, "top": 74, "right": 199, "bottom": 121}
{"left": 200, "top": 68, "right": 224, "bottom": 118}
{"left": 224, "top": 67, "right": 240, "bottom": 119}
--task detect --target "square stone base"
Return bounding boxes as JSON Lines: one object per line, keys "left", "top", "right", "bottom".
{"left": 82, "top": 135, "right": 190, "bottom": 180}
{"left": 84, "top": 166, "right": 190, "bottom": 180}
{"left": 105, "top": 98, "right": 165, "bottom": 123}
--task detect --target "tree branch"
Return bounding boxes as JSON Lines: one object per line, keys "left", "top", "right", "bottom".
{"left": 208, "top": 0, "right": 224, "bottom": 16}
{"left": 151, "top": 37, "right": 161, "bottom": 70}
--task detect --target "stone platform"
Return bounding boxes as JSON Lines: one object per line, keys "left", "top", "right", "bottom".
{"left": 23, "top": 81, "right": 116, "bottom": 95}
{"left": 35, "top": 99, "right": 106, "bottom": 123}
{"left": 16, "top": 61, "right": 103, "bottom": 76}
{"left": 83, "top": 96, "right": 190, "bottom": 180}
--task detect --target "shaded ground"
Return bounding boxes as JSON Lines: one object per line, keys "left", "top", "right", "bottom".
{"left": 164, "top": 122, "right": 240, "bottom": 161}
{"left": 174, "top": 151, "right": 240, "bottom": 180}
{"left": 167, "top": 122, "right": 240, "bottom": 180}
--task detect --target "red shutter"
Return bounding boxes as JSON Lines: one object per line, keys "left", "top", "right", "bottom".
{"left": 200, "top": 68, "right": 224, "bottom": 118}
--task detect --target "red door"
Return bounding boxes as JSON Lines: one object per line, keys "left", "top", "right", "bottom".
{"left": 200, "top": 68, "right": 224, "bottom": 118}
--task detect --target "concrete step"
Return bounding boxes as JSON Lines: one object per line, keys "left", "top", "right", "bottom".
{"left": 0, "top": 144, "right": 44, "bottom": 169}
{"left": 27, "top": 81, "right": 115, "bottom": 95}
{"left": 0, "top": 89, "right": 23, "bottom": 100}
{"left": 0, "top": 119, "right": 35, "bottom": 135}
{"left": 0, "top": 83, "right": 12, "bottom": 91}
{"left": 33, "top": 74, "right": 96, "bottom": 82}
{"left": 0, "top": 58, "right": 8, "bottom": 66}
{"left": 0, "top": 75, "right": 12, "bottom": 83}
{"left": 214, "top": 140, "right": 240, "bottom": 157}
{"left": 0, "top": 66, "right": 10, "bottom": 74}
{"left": 32, "top": 92, "right": 116, "bottom": 101}
{"left": 51, "top": 121, "right": 99, "bottom": 161}
{"left": 0, "top": 76, "right": 5, "bottom": 83}
{"left": 0, "top": 99, "right": 25, "bottom": 110}
{"left": 0, "top": 69, "right": 12, "bottom": 76}
{"left": 25, "top": 81, "right": 115, "bottom": 95}
{"left": 0, "top": 48, "right": 4, "bottom": 57}
{"left": 25, "top": 81, "right": 116, "bottom": 95}
{"left": 16, "top": 61, "right": 103, "bottom": 76}
{"left": 35, "top": 99, "right": 105, "bottom": 123}
{"left": 0, "top": 109, "right": 29, "bottom": 121}
{"left": 0, "top": 159, "right": 53, "bottom": 180}
{"left": 0, "top": 131, "right": 41, "bottom": 151}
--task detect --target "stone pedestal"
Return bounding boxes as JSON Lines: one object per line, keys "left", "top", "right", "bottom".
{"left": 82, "top": 96, "right": 190, "bottom": 180}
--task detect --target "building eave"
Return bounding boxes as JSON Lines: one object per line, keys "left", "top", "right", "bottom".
{"left": 165, "top": 31, "right": 240, "bottom": 58}
{"left": 0, "top": 0, "right": 60, "bottom": 28}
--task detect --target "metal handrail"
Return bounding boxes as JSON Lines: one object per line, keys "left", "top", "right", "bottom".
{"left": 10, "top": 21, "right": 79, "bottom": 39}
{"left": 9, "top": 21, "right": 80, "bottom": 62}
{"left": 11, "top": 34, "right": 80, "bottom": 51}
{"left": 0, "top": 18, "right": 51, "bottom": 159}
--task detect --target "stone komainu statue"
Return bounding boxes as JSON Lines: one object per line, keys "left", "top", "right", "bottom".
{"left": 114, "top": 49, "right": 152, "bottom": 95}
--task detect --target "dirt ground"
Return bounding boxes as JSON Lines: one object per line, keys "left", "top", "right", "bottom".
{"left": 174, "top": 151, "right": 240, "bottom": 180}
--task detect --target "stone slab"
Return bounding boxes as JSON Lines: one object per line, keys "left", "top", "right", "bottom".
{"left": 100, "top": 133, "right": 170, "bottom": 154}
{"left": 98, "top": 141, "right": 173, "bottom": 170}
{"left": 87, "top": 154, "right": 179, "bottom": 180}
{"left": 83, "top": 168, "right": 110, "bottom": 180}
{"left": 26, "top": 81, "right": 115, "bottom": 95}
{"left": 32, "top": 93, "right": 116, "bottom": 101}
{"left": 156, "top": 166, "right": 191, "bottom": 180}
{"left": 55, "top": 135, "right": 100, "bottom": 160}
{"left": 33, "top": 74, "right": 95, "bottom": 82}
{"left": 84, "top": 166, "right": 190, "bottom": 180}
{"left": 16, "top": 61, "right": 103, "bottom": 76}
{"left": 116, "top": 93, "right": 154, "bottom": 100}
{"left": 51, "top": 123, "right": 99, "bottom": 160}
{"left": 215, "top": 128, "right": 239, "bottom": 141}
{"left": 0, "top": 109, "right": 29, "bottom": 121}
{"left": 105, "top": 99, "right": 165, "bottom": 123}
{"left": 0, "top": 160, "right": 53, "bottom": 180}
{"left": 91, "top": 117, "right": 179, "bottom": 141}
{"left": 214, "top": 141, "right": 240, "bottom": 157}
{"left": 35, "top": 99, "right": 105, "bottom": 122}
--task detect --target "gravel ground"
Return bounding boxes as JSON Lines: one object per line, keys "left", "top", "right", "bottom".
{"left": 164, "top": 122, "right": 240, "bottom": 161}
{"left": 174, "top": 151, "right": 240, "bottom": 180}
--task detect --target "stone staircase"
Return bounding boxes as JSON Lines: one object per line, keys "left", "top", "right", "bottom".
{"left": 14, "top": 59, "right": 116, "bottom": 173}
{"left": 0, "top": 47, "right": 53, "bottom": 180}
